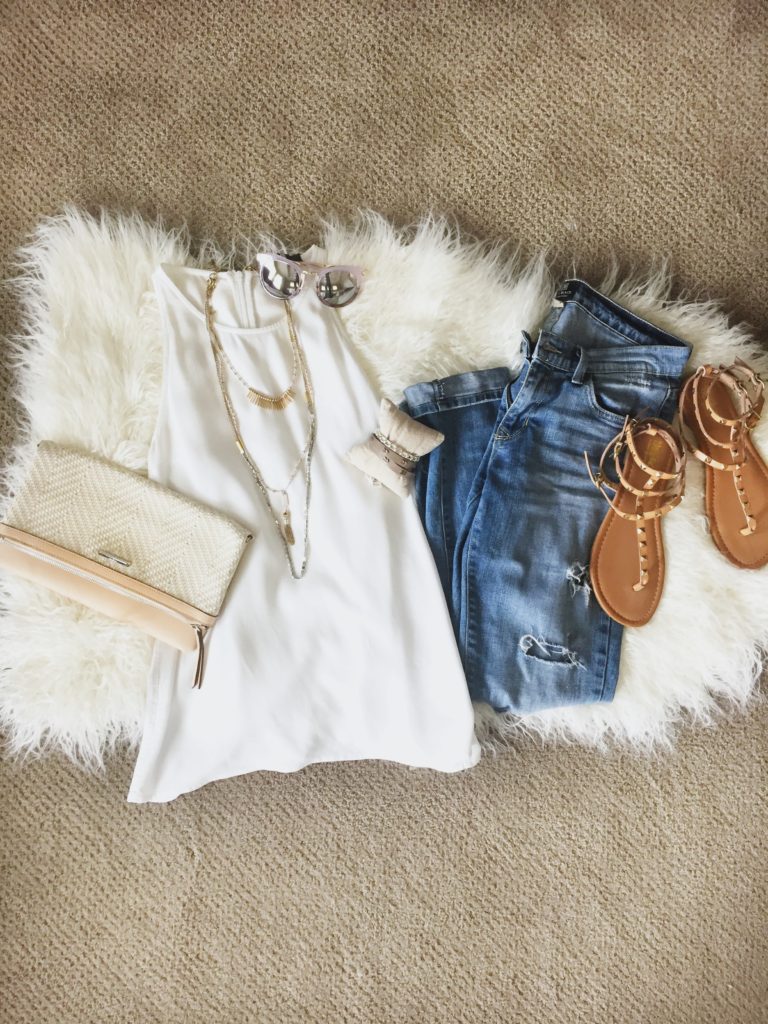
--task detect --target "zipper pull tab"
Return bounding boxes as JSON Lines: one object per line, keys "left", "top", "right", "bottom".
{"left": 192, "top": 624, "right": 208, "bottom": 689}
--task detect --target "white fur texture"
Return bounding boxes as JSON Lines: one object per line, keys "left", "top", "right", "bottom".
{"left": 1, "top": 208, "right": 766, "bottom": 764}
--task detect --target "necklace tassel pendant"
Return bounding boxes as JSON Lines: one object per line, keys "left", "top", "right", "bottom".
{"left": 248, "top": 386, "right": 295, "bottom": 410}
{"left": 281, "top": 510, "right": 296, "bottom": 546}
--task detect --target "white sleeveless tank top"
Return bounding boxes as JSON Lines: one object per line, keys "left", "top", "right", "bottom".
{"left": 128, "top": 254, "right": 480, "bottom": 802}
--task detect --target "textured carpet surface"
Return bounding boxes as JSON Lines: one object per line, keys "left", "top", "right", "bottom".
{"left": 0, "top": 2, "right": 767, "bottom": 1022}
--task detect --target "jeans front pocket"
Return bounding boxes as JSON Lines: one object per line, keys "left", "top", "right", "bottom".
{"left": 586, "top": 371, "right": 672, "bottom": 428}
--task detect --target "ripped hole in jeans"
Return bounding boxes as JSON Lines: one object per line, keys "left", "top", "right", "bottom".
{"left": 519, "top": 634, "right": 585, "bottom": 670}
{"left": 566, "top": 562, "right": 591, "bottom": 601}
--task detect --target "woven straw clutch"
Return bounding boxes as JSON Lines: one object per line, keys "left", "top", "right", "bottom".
{"left": 0, "top": 442, "right": 253, "bottom": 687}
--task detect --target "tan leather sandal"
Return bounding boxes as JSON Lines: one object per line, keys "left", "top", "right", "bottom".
{"left": 679, "top": 359, "right": 768, "bottom": 569}
{"left": 586, "top": 418, "right": 686, "bottom": 627}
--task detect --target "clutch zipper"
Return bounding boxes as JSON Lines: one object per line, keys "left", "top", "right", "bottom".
{"left": 0, "top": 535, "right": 210, "bottom": 688}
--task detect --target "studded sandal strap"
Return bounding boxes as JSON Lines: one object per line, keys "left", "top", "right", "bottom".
{"left": 679, "top": 361, "right": 765, "bottom": 536}
{"left": 681, "top": 363, "right": 763, "bottom": 456}
{"left": 585, "top": 417, "right": 686, "bottom": 591}
{"left": 586, "top": 419, "right": 685, "bottom": 515}
{"left": 588, "top": 437, "right": 657, "bottom": 504}
{"left": 624, "top": 419, "right": 683, "bottom": 481}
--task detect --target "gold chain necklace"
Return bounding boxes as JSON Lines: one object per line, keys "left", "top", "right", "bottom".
{"left": 205, "top": 270, "right": 297, "bottom": 411}
{"left": 205, "top": 272, "right": 316, "bottom": 580}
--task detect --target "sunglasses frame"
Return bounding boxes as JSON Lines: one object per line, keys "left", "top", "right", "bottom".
{"left": 255, "top": 252, "right": 364, "bottom": 308}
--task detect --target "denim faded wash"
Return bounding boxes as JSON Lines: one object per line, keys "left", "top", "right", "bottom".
{"left": 403, "top": 279, "right": 692, "bottom": 713}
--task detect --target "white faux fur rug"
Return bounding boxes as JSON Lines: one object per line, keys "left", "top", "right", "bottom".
{"left": 1, "top": 208, "right": 767, "bottom": 765}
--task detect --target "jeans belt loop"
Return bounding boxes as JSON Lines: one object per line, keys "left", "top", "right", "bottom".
{"left": 520, "top": 331, "right": 533, "bottom": 359}
{"left": 571, "top": 347, "right": 589, "bottom": 385}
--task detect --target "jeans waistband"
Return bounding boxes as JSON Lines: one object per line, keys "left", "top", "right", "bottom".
{"left": 403, "top": 366, "right": 510, "bottom": 416}
{"left": 404, "top": 281, "right": 692, "bottom": 414}
{"left": 539, "top": 279, "right": 692, "bottom": 380}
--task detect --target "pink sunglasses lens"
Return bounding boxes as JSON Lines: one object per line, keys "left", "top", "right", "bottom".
{"left": 316, "top": 268, "right": 360, "bottom": 308}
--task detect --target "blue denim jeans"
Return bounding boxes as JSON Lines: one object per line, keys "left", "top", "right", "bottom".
{"left": 403, "top": 280, "right": 692, "bottom": 713}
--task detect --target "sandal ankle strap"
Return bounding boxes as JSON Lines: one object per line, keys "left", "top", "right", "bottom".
{"left": 585, "top": 417, "right": 686, "bottom": 522}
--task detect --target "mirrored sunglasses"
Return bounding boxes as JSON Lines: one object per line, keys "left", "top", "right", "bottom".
{"left": 255, "top": 253, "right": 364, "bottom": 308}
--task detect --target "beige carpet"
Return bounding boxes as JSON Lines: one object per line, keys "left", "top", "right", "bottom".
{"left": 1, "top": 2, "right": 767, "bottom": 1021}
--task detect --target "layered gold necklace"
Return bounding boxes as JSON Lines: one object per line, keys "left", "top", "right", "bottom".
{"left": 212, "top": 308, "right": 298, "bottom": 411}
{"left": 204, "top": 270, "right": 316, "bottom": 579}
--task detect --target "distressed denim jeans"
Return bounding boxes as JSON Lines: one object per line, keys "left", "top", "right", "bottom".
{"left": 403, "top": 279, "right": 692, "bottom": 713}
